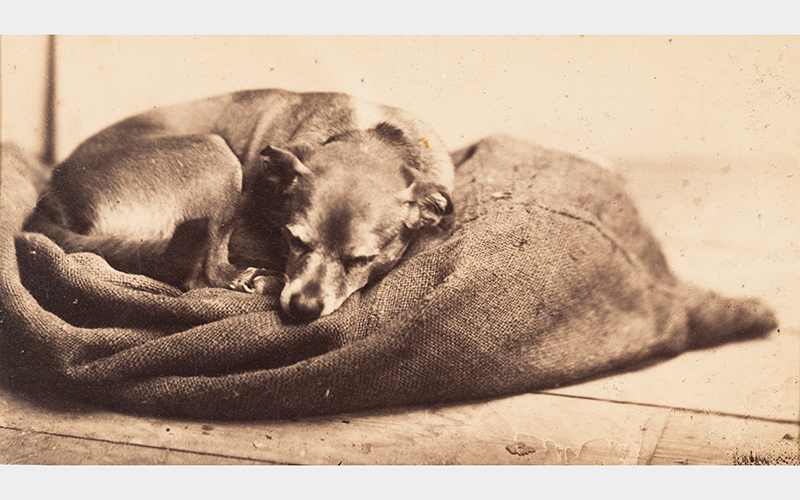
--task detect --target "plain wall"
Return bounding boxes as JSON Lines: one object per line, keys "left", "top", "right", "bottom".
{"left": 1, "top": 35, "right": 50, "bottom": 158}
{"left": 2, "top": 35, "right": 798, "bottom": 167}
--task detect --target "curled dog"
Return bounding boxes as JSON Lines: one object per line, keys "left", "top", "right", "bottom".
{"left": 24, "top": 89, "right": 454, "bottom": 322}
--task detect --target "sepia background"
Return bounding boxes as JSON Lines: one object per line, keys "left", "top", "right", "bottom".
{"left": 3, "top": 35, "right": 797, "bottom": 167}
{"left": 1, "top": 35, "right": 798, "bottom": 465}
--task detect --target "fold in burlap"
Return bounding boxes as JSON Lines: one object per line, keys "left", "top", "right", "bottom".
{"left": 0, "top": 136, "right": 777, "bottom": 419}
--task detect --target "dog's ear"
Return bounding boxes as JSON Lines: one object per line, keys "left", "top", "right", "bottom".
{"left": 260, "top": 145, "right": 312, "bottom": 188}
{"left": 400, "top": 181, "right": 454, "bottom": 229}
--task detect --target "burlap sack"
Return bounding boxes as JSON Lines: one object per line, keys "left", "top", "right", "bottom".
{"left": 0, "top": 136, "right": 777, "bottom": 419}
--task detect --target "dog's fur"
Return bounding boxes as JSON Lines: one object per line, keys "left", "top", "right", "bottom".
{"left": 24, "top": 89, "right": 454, "bottom": 322}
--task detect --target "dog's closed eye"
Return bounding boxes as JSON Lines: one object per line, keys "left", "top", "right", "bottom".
{"left": 343, "top": 254, "right": 375, "bottom": 271}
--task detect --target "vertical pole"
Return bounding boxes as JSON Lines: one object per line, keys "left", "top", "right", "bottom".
{"left": 41, "top": 35, "right": 57, "bottom": 165}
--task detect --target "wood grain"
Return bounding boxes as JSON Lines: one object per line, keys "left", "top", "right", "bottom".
{"left": 2, "top": 379, "right": 797, "bottom": 465}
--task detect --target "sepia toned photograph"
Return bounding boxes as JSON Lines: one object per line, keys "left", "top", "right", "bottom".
{"left": 1, "top": 33, "right": 798, "bottom": 469}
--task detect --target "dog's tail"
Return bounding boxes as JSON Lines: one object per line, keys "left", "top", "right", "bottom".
{"left": 23, "top": 205, "right": 207, "bottom": 289}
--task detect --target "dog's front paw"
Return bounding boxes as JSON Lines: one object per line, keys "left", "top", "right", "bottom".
{"left": 229, "top": 267, "right": 282, "bottom": 295}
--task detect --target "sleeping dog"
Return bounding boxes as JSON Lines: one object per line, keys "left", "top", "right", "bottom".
{"left": 24, "top": 89, "right": 454, "bottom": 322}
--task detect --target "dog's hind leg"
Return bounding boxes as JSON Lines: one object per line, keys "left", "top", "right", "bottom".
{"left": 30, "top": 133, "right": 248, "bottom": 291}
{"left": 170, "top": 136, "right": 247, "bottom": 291}
{"left": 180, "top": 219, "right": 239, "bottom": 290}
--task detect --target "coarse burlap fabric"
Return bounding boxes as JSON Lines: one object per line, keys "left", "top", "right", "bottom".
{"left": 0, "top": 136, "right": 777, "bottom": 419}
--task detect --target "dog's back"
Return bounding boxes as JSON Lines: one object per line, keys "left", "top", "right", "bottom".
{"left": 83, "top": 89, "right": 453, "bottom": 192}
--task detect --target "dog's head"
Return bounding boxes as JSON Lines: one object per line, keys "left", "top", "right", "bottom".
{"left": 260, "top": 123, "right": 452, "bottom": 322}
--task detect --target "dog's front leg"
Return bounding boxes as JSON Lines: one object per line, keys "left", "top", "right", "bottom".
{"left": 229, "top": 267, "right": 284, "bottom": 295}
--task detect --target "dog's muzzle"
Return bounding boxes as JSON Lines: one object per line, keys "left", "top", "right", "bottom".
{"left": 287, "top": 292, "right": 324, "bottom": 322}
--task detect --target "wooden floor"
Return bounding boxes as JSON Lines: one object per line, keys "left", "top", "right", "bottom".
{"left": 2, "top": 154, "right": 799, "bottom": 465}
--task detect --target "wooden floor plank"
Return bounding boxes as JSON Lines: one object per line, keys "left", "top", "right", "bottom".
{"left": 0, "top": 387, "right": 644, "bottom": 465}
{"left": 2, "top": 379, "right": 797, "bottom": 465}
{"left": 0, "top": 428, "right": 272, "bottom": 465}
{"left": 0, "top": 381, "right": 659, "bottom": 465}
{"left": 547, "top": 328, "right": 799, "bottom": 422}
{"left": 649, "top": 411, "right": 799, "bottom": 465}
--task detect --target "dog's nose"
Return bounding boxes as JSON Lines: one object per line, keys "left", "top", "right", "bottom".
{"left": 288, "top": 293, "right": 324, "bottom": 322}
